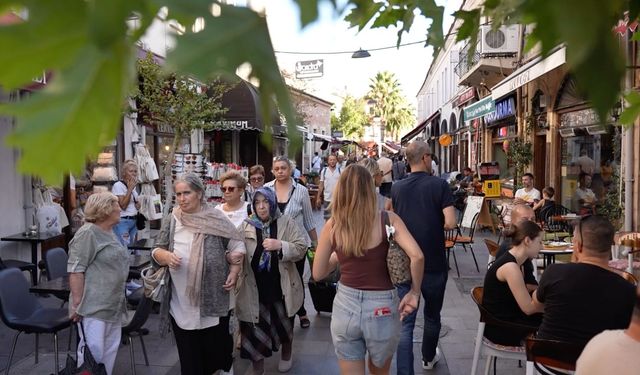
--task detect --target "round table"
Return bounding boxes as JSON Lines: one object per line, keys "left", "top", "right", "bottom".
{"left": 540, "top": 246, "right": 573, "bottom": 267}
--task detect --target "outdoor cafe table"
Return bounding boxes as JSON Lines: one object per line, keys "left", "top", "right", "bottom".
{"left": 540, "top": 245, "right": 574, "bottom": 267}
{"left": 29, "top": 254, "right": 151, "bottom": 298}
{"left": 1, "top": 231, "right": 65, "bottom": 285}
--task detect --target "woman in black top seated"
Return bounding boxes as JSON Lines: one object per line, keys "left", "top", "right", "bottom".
{"left": 482, "top": 220, "right": 544, "bottom": 346}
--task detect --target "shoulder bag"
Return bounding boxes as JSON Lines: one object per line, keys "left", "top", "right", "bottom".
{"left": 382, "top": 211, "right": 412, "bottom": 285}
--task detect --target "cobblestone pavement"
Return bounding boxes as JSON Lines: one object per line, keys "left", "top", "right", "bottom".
{"left": 0, "top": 210, "right": 530, "bottom": 374}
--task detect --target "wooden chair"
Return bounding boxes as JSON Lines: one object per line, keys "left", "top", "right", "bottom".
{"left": 484, "top": 239, "right": 500, "bottom": 267}
{"left": 445, "top": 229, "right": 460, "bottom": 277}
{"left": 455, "top": 212, "right": 480, "bottom": 272}
{"left": 470, "top": 287, "right": 536, "bottom": 375}
{"left": 525, "top": 335, "right": 586, "bottom": 375}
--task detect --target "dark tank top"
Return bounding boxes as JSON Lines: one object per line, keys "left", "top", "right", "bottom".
{"left": 334, "top": 212, "right": 394, "bottom": 290}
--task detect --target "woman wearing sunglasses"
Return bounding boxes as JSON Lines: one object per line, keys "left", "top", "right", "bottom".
{"left": 246, "top": 165, "right": 266, "bottom": 202}
{"left": 265, "top": 156, "right": 318, "bottom": 329}
{"left": 215, "top": 170, "right": 250, "bottom": 228}
{"left": 236, "top": 187, "right": 307, "bottom": 374}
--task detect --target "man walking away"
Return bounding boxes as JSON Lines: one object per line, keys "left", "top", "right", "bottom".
{"left": 316, "top": 154, "right": 341, "bottom": 220}
{"left": 391, "top": 141, "right": 457, "bottom": 374}
{"left": 392, "top": 155, "right": 407, "bottom": 181}
{"left": 377, "top": 153, "right": 393, "bottom": 197}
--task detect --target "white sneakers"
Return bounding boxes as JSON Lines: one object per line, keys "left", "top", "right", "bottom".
{"left": 422, "top": 347, "right": 441, "bottom": 370}
{"left": 278, "top": 358, "right": 293, "bottom": 372}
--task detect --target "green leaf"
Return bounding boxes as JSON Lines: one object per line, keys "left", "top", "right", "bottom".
{"left": 416, "top": 0, "right": 444, "bottom": 51}
{"left": 88, "top": 0, "right": 130, "bottom": 49}
{"left": 619, "top": 91, "right": 640, "bottom": 125}
{"left": 0, "top": 0, "right": 88, "bottom": 89}
{"left": 166, "top": 3, "right": 300, "bottom": 152}
{"left": 2, "top": 43, "right": 134, "bottom": 184}
{"left": 631, "top": 0, "right": 640, "bottom": 21}
{"left": 453, "top": 9, "right": 480, "bottom": 58}
{"left": 371, "top": 8, "right": 405, "bottom": 29}
{"left": 344, "top": 0, "right": 384, "bottom": 31}
{"left": 292, "top": 0, "right": 321, "bottom": 27}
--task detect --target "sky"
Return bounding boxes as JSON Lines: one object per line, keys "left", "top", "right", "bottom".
{"left": 263, "top": 0, "right": 463, "bottom": 109}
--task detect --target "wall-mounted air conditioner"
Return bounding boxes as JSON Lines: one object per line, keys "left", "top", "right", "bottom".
{"left": 559, "top": 128, "right": 576, "bottom": 137}
{"left": 585, "top": 125, "right": 608, "bottom": 135}
{"left": 480, "top": 25, "right": 520, "bottom": 54}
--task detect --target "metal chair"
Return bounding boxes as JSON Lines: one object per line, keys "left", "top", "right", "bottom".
{"left": 454, "top": 212, "right": 480, "bottom": 272}
{"left": 0, "top": 256, "right": 37, "bottom": 286}
{"left": 470, "top": 286, "right": 537, "bottom": 375}
{"left": 121, "top": 295, "right": 153, "bottom": 375}
{"left": 525, "top": 335, "right": 585, "bottom": 375}
{"left": 44, "top": 247, "right": 68, "bottom": 280}
{"left": 0, "top": 268, "right": 71, "bottom": 375}
{"left": 445, "top": 228, "right": 460, "bottom": 277}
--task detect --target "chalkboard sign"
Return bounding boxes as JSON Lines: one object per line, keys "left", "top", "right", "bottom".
{"left": 461, "top": 196, "right": 484, "bottom": 229}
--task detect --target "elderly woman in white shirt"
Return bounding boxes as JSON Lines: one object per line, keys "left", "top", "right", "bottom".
{"left": 215, "top": 170, "right": 250, "bottom": 228}
{"left": 151, "top": 173, "right": 245, "bottom": 375}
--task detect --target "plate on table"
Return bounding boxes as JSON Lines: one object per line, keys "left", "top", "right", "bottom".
{"left": 543, "top": 241, "right": 572, "bottom": 250}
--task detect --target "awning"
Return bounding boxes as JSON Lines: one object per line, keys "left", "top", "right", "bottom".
{"left": 463, "top": 96, "right": 495, "bottom": 122}
{"left": 491, "top": 46, "right": 566, "bottom": 100}
{"left": 401, "top": 110, "right": 440, "bottom": 145}
{"left": 382, "top": 143, "right": 399, "bottom": 154}
{"left": 209, "top": 78, "right": 281, "bottom": 131}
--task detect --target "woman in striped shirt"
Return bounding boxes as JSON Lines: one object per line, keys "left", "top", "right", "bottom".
{"left": 265, "top": 156, "right": 318, "bottom": 329}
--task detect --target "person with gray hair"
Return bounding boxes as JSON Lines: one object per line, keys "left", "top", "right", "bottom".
{"left": 68, "top": 192, "right": 129, "bottom": 375}
{"left": 391, "top": 141, "right": 457, "bottom": 374}
{"left": 111, "top": 159, "right": 140, "bottom": 246}
{"left": 150, "top": 173, "right": 246, "bottom": 374}
{"left": 358, "top": 157, "right": 391, "bottom": 211}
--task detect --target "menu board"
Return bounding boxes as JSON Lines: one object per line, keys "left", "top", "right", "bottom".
{"left": 461, "top": 196, "right": 484, "bottom": 229}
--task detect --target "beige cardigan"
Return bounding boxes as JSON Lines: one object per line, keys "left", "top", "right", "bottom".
{"left": 234, "top": 215, "right": 307, "bottom": 323}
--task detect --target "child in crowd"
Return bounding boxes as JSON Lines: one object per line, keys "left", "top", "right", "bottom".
{"left": 533, "top": 186, "right": 555, "bottom": 212}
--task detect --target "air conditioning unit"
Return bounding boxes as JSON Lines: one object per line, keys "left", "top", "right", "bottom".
{"left": 586, "top": 125, "right": 608, "bottom": 135}
{"left": 480, "top": 25, "right": 520, "bottom": 54}
{"left": 559, "top": 128, "right": 576, "bottom": 137}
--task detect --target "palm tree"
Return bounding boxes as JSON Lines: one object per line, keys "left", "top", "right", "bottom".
{"left": 367, "top": 71, "right": 415, "bottom": 143}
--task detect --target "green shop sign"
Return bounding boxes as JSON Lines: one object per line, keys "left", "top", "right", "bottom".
{"left": 463, "top": 97, "right": 495, "bottom": 121}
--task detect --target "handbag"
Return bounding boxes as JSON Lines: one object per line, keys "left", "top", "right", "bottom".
{"left": 141, "top": 265, "right": 169, "bottom": 302}
{"left": 58, "top": 322, "right": 107, "bottom": 375}
{"left": 383, "top": 211, "right": 412, "bottom": 285}
{"left": 135, "top": 212, "right": 146, "bottom": 230}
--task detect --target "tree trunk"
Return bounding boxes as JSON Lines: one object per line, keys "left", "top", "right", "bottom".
{"left": 161, "top": 128, "right": 183, "bottom": 218}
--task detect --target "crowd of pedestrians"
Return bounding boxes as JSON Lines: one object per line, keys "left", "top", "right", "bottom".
{"left": 57, "top": 141, "right": 639, "bottom": 375}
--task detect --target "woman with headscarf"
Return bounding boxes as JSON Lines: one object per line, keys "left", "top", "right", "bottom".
{"left": 151, "top": 173, "right": 245, "bottom": 375}
{"left": 235, "top": 187, "right": 307, "bottom": 375}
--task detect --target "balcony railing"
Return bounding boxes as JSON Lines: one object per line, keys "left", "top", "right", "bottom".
{"left": 454, "top": 41, "right": 481, "bottom": 77}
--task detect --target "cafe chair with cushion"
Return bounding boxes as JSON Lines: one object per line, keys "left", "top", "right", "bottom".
{"left": 470, "top": 286, "right": 537, "bottom": 375}
{"left": 524, "top": 335, "right": 586, "bottom": 375}
{"left": 0, "top": 268, "right": 71, "bottom": 375}
{"left": 445, "top": 229, "right": 460, "bottom": 277}
{"left": 121, "top": 294, "right": 153, "bottom": 375}
{"left": 541, "top": 204, "right": 571, "bottom": 238}
{"left": 455, "top": 212, "right": 480, "bottom": 272}
{"left": 0, "top": 256, "right": 37, "bottom": 286}
{"left": 484, "top": 239, "right": 500, "bottom": 267}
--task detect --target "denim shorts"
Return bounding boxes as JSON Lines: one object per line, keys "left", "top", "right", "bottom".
{"left": 330, "top": 283, "right": 401, "bottom": 368}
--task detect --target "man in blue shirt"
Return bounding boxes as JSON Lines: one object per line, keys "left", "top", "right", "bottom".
{"left": 391, "top": 141, "right": 457, "bottom": 374}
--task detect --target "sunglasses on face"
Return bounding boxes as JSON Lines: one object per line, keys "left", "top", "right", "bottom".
{"left": 250, "top": 177, "right": 264, "bottom": 183}
{"left": 221, "top": 186, "right": 237, "bottom": 193}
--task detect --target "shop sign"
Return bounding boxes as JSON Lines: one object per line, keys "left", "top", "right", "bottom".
{"left": 560, "top": 108, "right": 600, "bottom": 127}
{"left": 484, "top": 97, "right": 516, "bottom": 123}
{"left": 454, "top": 88, "right": 476, "bottom": 107}
{"left": 156, "top": 123, "right": 176, "bottom": 134}
{"left": 295, "top": 59, "right": 324, "bottom": 79}
{"left": 332, "top": 130, "right": 343, "bottom": 138}
{"left": 463, "top": 96, "right": 495, "bottom": 121}
{"left": 212, "top": 120, "right": 252, "bottom": 130}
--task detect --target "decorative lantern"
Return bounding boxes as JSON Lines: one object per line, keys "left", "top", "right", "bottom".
{"left": 502, "top": 139, "right": 510, "bottom": 153}
{"left": 439, "top": 134, "right": 452, "bottom": 147}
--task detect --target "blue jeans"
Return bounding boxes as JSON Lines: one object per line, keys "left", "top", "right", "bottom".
{"left": 113, "top": 218, "right": 137, "bottom": 247}
{"left": 396, "top": 271, "right": 448, "bottom": 375}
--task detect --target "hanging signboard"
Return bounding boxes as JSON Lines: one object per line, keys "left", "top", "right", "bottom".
{"left": 463, "top": 96, "right": 495, "bottom": 121}
{"left": 295, "top": 59, "right": 324, "bottom": 79}
{"left": 484, "top": 96, "right": 516, "bottom": 124}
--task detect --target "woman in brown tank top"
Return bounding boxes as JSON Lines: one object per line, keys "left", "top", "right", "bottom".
{"left": 312, "top": 165, "right": 424, "bottom": 375}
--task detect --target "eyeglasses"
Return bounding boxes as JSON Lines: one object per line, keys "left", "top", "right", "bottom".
{"left": 221, "top": 186, "right": 237, "bottom": 193}
{"left": 273, "top": 167, "right": 289, "bottom": 172}
{"left": 250, "top": 177, "right": 264, "bottom": 183}
{"left": 273, "top": 156, "right": 289, "bottom": 162}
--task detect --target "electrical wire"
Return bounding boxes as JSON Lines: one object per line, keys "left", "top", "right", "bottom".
{"left": 273, "top": 39, "right": 428, "bottom": 55}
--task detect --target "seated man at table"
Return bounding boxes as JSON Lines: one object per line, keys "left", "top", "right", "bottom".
{"left": 532, "top": 215, "right": 636, "bottom": 345}
{"left": 514, "top": 173, "right": 541, "bottom": 206}
{"left": 575, "top": 284, "right": 640, "bottom": 375}
{"left": 495, "top": 204, "right": 538, "bottom": 292}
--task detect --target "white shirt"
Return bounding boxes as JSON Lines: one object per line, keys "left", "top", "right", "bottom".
{"left": 514, "top": 187, "right": 541, "bottom": 203}
{"left": 169, "top": 217, "right": 245, "bottom": 330}
{"left": 320, "top": 166, "right": 341, "bottom": 202}
{"left": 576, "top": 330, "right": 640, "bottom": 375}
{"left": 312, "top": 156, "right": 322, "bottom": 170}
{"left": 111, "top": 181, "right": 138, "bottom": 217}
{"left": 214, "top": 202, "right": 249, "bottom": 228}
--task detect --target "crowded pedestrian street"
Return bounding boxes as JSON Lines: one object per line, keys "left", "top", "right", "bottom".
{"left": 1, "top": 210, "right": 525, "bottom": 375}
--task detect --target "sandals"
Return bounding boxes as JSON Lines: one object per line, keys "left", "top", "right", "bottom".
{"left": 299, "top": 317, "right": 310, "bottom": 329}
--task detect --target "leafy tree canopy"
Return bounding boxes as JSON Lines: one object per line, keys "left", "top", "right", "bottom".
{"left": 0, "top": 0, "right": 636, "bottom": 184}
{"left": 333, "top": 94, "right": 368, "bottom": 139}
